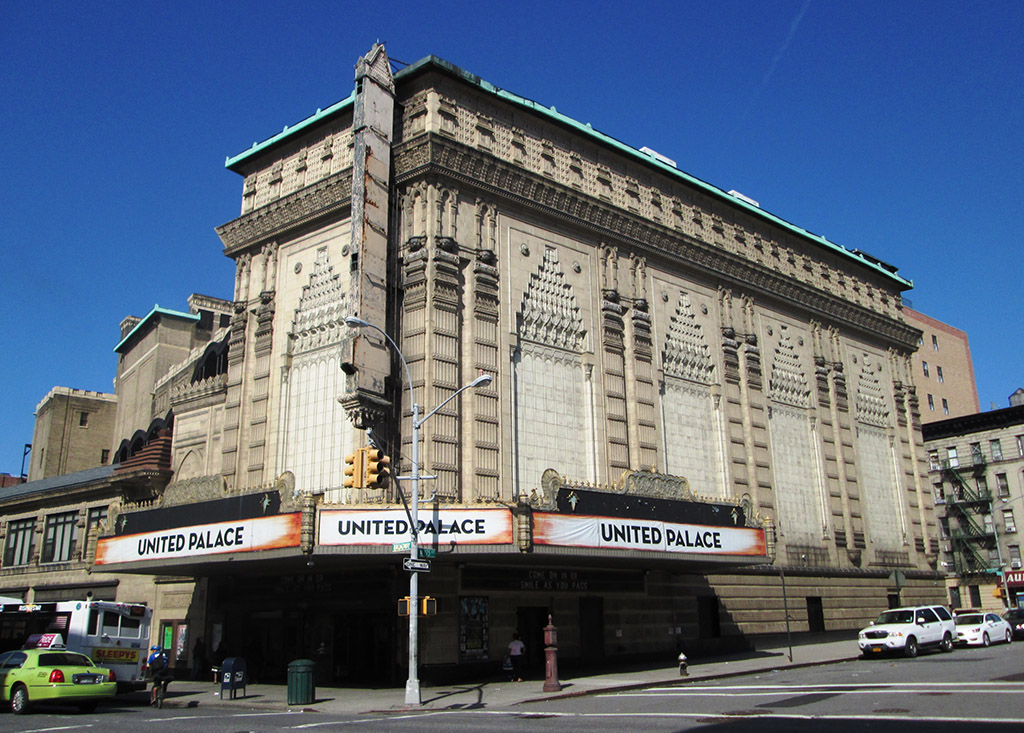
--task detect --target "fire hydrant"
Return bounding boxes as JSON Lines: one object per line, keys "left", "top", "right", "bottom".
{"left": 678, "top": 652, "right": 688, "bottom": 676}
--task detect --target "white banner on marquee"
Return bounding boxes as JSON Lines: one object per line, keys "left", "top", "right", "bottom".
{"left": 320, "top": 509, "right": 513, "bottom": 546}
{"left": 533, "top": 513, "right": 766, "bottom": 556}
{"left": 95, "top": 514, "right": 302, "bottom": 565}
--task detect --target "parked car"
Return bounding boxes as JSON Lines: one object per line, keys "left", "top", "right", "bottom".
{"left": 0, "top": 647, "right": 117, "bottom": 714}
{"left": 1003, "top": 607, "right": 1024, "bottom": 640}
{"left": 954, "top": 612, "right": 1013, "bottom": 646}
{"left": 858, "top": 604, "right": 956, "bottom": 658}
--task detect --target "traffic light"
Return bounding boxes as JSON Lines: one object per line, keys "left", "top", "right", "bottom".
{"left": 364, "top": 448, "right": 391, "bottom": 489}
{"left": 344, "top": 448, "right": 365, "bottom": 489}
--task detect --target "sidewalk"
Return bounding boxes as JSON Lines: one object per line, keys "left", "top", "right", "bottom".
{"left": 147, "top": 635, "right": 858, "bottom": 715}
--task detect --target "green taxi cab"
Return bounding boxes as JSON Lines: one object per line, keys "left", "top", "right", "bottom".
{"left": 0, "top": 646, "right": 117, "bottom": 714}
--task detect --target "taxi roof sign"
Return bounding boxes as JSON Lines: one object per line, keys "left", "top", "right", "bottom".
{"left": 23, "top": 633, "right": 66, "bottom": 649}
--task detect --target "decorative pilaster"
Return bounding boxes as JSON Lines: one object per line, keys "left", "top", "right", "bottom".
{"left": 470, "top": 201, "right": 501, "bottom": 501}
{"left": 600, "top": 245, "right": 629, "bottom": 475}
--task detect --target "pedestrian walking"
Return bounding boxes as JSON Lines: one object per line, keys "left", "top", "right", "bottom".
{"left": 507, "top": 632, "right": 525, "bottom": 682}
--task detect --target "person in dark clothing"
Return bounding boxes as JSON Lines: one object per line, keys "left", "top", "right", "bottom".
{"left": 147, "top": 646, "right": 172, "bottom": 705}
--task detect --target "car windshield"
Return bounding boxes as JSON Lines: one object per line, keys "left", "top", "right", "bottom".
{"left": 875, "top": 610, "right": 914, "bottom": 624}
{"left": 955, "top": 614, "right": 983, "bottom": 626}
{"left": 37, "top": 652, "right": 92, "bottom": 666}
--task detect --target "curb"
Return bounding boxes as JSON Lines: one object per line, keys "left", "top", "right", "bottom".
{"left": 515, "top": 654, "right": 861, "bottom": 705}
{"left": 154, "top": 654, "right": 858, "bottom": 712}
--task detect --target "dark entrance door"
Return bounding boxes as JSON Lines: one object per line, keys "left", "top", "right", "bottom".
{"left": 579, "top": 597, "right": 605, "bottom": 663}
{"left": 807, "top": 596, "right": 825, "bottom": 632}
{"left": 516, "top": 606, "right": 549, "bottom": 677}
{"left": 332, "top": 612, "right": 394, "bottom": 686}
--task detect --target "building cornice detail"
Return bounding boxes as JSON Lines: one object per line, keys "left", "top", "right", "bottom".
{"left": 216, "top": 168, "right": 353, "bottom": 256}
{"left": 394, "top": 134, "right": 918, "bottom": 350}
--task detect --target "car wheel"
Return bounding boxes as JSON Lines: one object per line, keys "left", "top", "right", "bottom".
{"left": 940, "top": 632, "right": 953, "bottom": 652}
{"left": 904, "top": 637, "right": 919, "bottom": 658}
{"left": 10, "top": 684, "right": 29, "bottom": 715}
{"left": 1006, "top": 630, "right": 1013, "bottom": 644}
{"left": 983, "top": 632, "right": 991, "bottom": 647}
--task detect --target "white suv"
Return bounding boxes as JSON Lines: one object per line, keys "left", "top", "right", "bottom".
{"left": 858, "top": 605, "right": 956, "bottom": 658}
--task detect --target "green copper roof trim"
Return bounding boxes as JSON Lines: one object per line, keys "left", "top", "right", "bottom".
{"left": 224, "top": 54, "right": 911, "bottom": 289}
{"left": 114, "top": 306, "right": 200, "bottom": 354}
{"left": 225, "top": 91, "right": 356, "bottom": 170}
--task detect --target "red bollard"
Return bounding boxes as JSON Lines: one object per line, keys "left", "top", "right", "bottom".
{"left": 543, "top": 614, "right": 562, "bottom": 692}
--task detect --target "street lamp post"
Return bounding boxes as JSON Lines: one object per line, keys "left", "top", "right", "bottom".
{"left": 345, "top": 316, "right": 491, "bottom": 705}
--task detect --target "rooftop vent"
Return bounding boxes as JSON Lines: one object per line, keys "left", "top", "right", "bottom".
{"left": 727, "top": 190, "right": 760, "bottom": 208}
{"left": 640, "top": 146, "right": 677, "bottom": 168}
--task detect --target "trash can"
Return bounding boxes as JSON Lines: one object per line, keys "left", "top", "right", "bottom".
{"left": 287, "top": 659, "right": 316, "bottom": 705}
{"left": 220, "top": 657, "right": 247, "bottom": 700}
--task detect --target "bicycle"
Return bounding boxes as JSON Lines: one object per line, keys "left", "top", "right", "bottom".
{"left": 152, "top": 677, "right": 170, "bottom": 709}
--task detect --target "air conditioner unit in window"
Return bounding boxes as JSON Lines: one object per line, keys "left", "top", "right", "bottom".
{"left": 1012, "top": 561, "right": 1021, "bottom": 569}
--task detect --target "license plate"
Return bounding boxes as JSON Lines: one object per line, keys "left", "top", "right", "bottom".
{"left": 73, "top": 674, "right": 101, "bottom": 684}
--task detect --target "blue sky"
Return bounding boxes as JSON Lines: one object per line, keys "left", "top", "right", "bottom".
{"left": 2, "top": 1, "right": 1022, "bottom": 475}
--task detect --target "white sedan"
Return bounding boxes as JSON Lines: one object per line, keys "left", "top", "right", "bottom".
{"left": 954, "top": 612, "right": 1013, "bottom": 646}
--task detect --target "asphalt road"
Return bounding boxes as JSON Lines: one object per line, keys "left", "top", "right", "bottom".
{"left": 2, "top": 642, "right": 1022, "bottom": 731}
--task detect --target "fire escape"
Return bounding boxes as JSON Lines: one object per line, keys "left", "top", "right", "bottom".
{"left": 943, "top": 450, "right": 998, "bottom": 577}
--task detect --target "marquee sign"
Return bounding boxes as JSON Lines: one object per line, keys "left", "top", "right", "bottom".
{"left": 94, "top": 492, "right": 301, "bottom": 566}
{"left": 319, "top": 509, "right": 513, "bottom": 547}
{"left": 533, "top": 512, "right": 766, "bottom": 556}
{"left": 95, "top": 513, "right": 302, "bottom": 565}
{"left": 1005, "top": 570, "right": 1024, "bottom": 588}
{"left": 530, "top": 477, "right": 767, "bottom": 558}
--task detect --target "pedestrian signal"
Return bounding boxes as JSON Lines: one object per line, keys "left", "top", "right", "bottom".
{"left": 344, "top": 448, "right": 365, "bottom": 489}
{"left": 365, "top": 448, "right": 391, "bottom": 489}
{"left": 421, "top": 596, "right": 437, "bottom": 616}
{"left": 397, "top": 596, "right": 410, "bottom": 617}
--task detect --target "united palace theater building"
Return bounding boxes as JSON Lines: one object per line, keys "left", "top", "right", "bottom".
{"left": 92, "top": 45, "right": 943, "bottom": 685}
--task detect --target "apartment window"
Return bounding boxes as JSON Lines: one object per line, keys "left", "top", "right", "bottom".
{"left": 1004, "top": 509, "right": 1017, "bottom": 534}
{"left": 946, "top": 447, "right": 959, "bottom": 468}
{"left": 100, "top": 449, "right": 110, "bottom": 464}
{"left": 991, "top": 439, "right": 1003, "bottom": 461}
{"left": 939, "top": 516, "right": 951, "bottom": 539}
{"left": 1018, "top": 435, "right": 1024, "bottom": 457}
{"left": 1010, "top": 545, "right": 1022, "bottom": 568}
{"left": 977, "top": 475, "right": 989, "bottom": 496}
{"left": 984, "top": 514, "right": 995, "bottom": 534}
{"left": 41, "top": 511, "right": 78, "bottom": 563}
{"left": 922, "top": 361, "right": 930, "bottom": 377}
{"left": 971, "top": 443, "right": 984, "bottom": 463}
{"left": 937, "top": 366, "right": 944, "bottom": 383}
{"left": 942, "top": 398, "right": 949, "bottom": 415}
{"left": 928, "top": 451, "right": 940, "bottom": 470}
{"left": 928, "top": 394, "right": 935, "bottom": 411}
{"left": 78, "top": 411, "right": 89, "bottom": 427}
{"left": 932, "top": 335, "right": 939, "bottom": 351}
{"left": 996, "top": 473, "right": 1010, "bottom": 497}
{"left": 969, "top": 585, "right": 982, "bottom": 606}
{"left": 3, "top": 518, "right": 36, "bottom": 567}
{"left": 949, "top": 586, "right": 962, "bottom": 608}
{"left": 934, "top": 484, "right": 946, "bottom": 505}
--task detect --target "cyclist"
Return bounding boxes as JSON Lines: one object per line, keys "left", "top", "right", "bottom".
{"left": 147, "top": 645, "right": 172, "bottom": 706}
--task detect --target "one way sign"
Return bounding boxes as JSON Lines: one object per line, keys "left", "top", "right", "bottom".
{"left": 403, "top": 557, "right": 431, "bottom": 573}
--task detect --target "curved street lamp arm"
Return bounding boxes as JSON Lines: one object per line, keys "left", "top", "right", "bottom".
{"left": 416, "top": 373, "right": 492, "bottom": 428}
